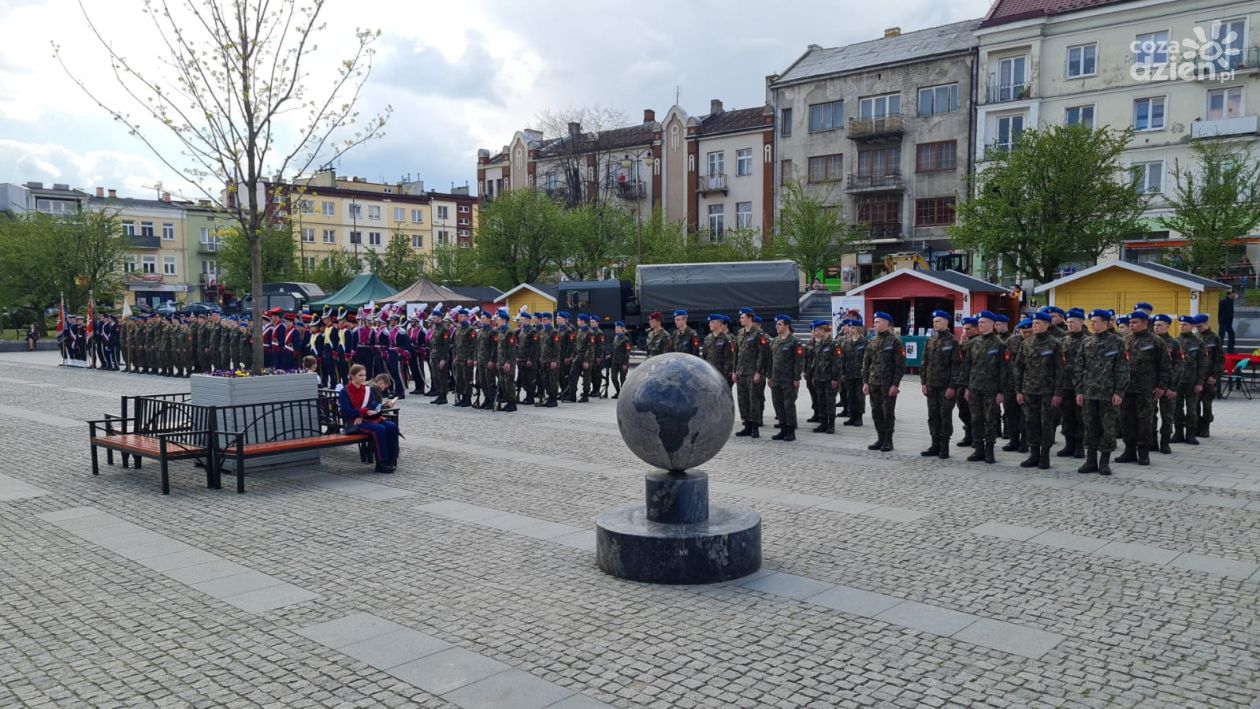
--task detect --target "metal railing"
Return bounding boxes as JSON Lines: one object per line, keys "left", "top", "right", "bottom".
{"left": 616, "top": 180, "right": 646, "bottom": 200}
{"left": 698, "top": 173, "right": 728, "bottom": 193}
{"left": 847, "top": 114, "right": 904, "bottom": 140}
{"left": 126, "top": 234, "right": 162, "bottom": 249}
{"left": 845, "top": 171, "right": 905, "bottom": 192}
{"left": 987, "top": 81, "right": 1029, "bottom": 103}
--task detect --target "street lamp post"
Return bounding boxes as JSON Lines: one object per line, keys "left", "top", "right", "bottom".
{"left": 620, "top": 149, "right": 655, "bottom": 268}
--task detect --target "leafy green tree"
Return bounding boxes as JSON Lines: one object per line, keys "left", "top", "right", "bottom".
{"left": 363, "top": 230, "right": 422, "bottom": 289}
{"left": 772, "top": 181, "right": 858, "bottom": 282}
{"left": 1160, "top": 140, "right": 1260, "bottom": 278}
{"left": 952, "top": 123, "right": 1147, "bottom": 284}
{"left": 218, "top": 224, "right": 298, "bottom": 292}
{"left": 474, "top": 188, "right": 564, "bottom": 287}
{"left": 0, "top": 214, "right": 62, "bottom": 332}
{"left": 307, "top": 249, "right": 362, "bottom": 293}
{"left": 63, "top": 209, "right": 126, "bottom": 309}
{"left": 425, "top": 245, "right": 484, "bottom": 287}
{"left": 558, "top": 204, "right": 632, "bottom": 280}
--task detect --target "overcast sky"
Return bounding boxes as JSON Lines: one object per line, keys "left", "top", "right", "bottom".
{"left": 0, "top": 0, "right": 991, "bottom": 201}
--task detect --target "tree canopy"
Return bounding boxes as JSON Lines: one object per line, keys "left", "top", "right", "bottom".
{"left": 1160, "top": 140, "right": 1260, "bottom": 277}
{"left": 771, "top": 182, "right": 858, "bottom": 282}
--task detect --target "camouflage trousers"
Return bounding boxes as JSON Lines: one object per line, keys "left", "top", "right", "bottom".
{"left": 497, "top": 364, "right": 517, "bottom": 406}
{"left": 868, "top": 386, "right": 898, "bottom": 436}
{"left": 1021, "top": 393, "right": 1058, "bottom": 449}
{"left": 955, "top": 388, "right": 971, "bottom": 437}
{"left": 539, "top": 361, "right": 561, "bottom": 402}
{"left": 968, "top": 390, "right": 1002, "bottom": 444}
{"left": 1002, "top": 389, "right": 1021, "bottom": 439}
{"left": 1057, "top": 391, "right": 1082, "bottom": 445}
{"left": 925, "top": 386, "right": 956, "bottom": 441}
{"left": 1082, "top": 398, "right": 1120, "bottom": 453}
{"left": 516, "top": 362, "right": 535, "bottom": 400}
{"left": 812, "top": 379, "right": 837, "bottom": 423}
{"left": 844, "top": 378, "right": 865, "bottom": 417}
{"left": 770, "top": 381, "right": 799, "bottom": 428}
{"left": 1121, "top": 392, "right": 1157, "bottom": 449}
{"left": 736, "top": 374, "right": 766, "bottom": 425}
{"left": 1155, "top": 394, "right": 1176, "bottom": 440}
{"left": 433, "top": 359, "right": 451, "bottom": 397}
{"left": 1174, "top": 384, "right": 1200, "bottom": 432}
{"left": 1198, "top": 380, "right": 1216, "bottom": 425}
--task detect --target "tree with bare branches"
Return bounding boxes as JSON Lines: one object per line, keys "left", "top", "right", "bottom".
{"left": 533, "top": 106, "right": 636, "bottom": 208}
{"left": 56, "top": 0, "right": 389, "bottom": 370}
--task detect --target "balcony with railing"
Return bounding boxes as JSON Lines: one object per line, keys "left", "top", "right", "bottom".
{"left": 847, "top": 114, "right": 904, "bottom": 141}
{"left": 616, "top": 180, "right": 646, "bottom": 200}
{"left": 845, "top": 171, "right": 905, "bottom": 193}
{"left": 126, "top": 234, "right": 161, "bottom": 249}
{"left": 698, "top": 173, "right": 728, "bottom": 194}
{"left": 198, "top": 240, "right": 220, "bottom": 254}
{"left": 858, "top": 221, "right": 903, "bottom": 240}
{"left": 987, "top": 81, "right": 1030, "bottom": 104}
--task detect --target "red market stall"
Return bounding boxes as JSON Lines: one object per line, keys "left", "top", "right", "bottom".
{"left": 845, "top": 269, "right": 1014, "bottom": 335}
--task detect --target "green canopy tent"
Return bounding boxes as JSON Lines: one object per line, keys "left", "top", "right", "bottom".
{"left": 309, "top": 274, "right": 399, "bottom": 310}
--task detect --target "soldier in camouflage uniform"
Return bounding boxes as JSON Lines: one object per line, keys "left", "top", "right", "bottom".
{"left": 610, "top": 321, "right": 632, "bottom": 399}
{"left": 566, "top": 314, "right": 590, "bottom": 402}
{"left": 768, "top": 315, "right": 805, "bottom": 441}
{"left": 1014, "top": 313, "right": 1064, "bottom": 470}
{"left": 538, "top": 312, "right": 561, "bottom": 407}
{"left": 495, "top": 310, "right": 518, "bottom": 412}
{"left": 1055, "top": 309, "right": 1087, "bottom": 459}
{"left": 734, "top": 309, "right": 770, "bottom": 438}
{"left": 516, "top": 312, "right": 538, "bottom": 405}
{"left": 703, "top": 314, "right": 736, "bottom": 386}
{"left": 962, "top": 311, "right": 1009, "bottom": 464}
{"left": 475, "top": 311, "right": 496, "bottom": 410}
{"left": 862, "top": 312, "right": 905, "bottom": 452}
{"left": 1075, "top": 309, "right": 1128, "bottom": 475}
{"left": 920, "top": 310, "right": 963, "bottom": 459}
{"left": 644, "top": 312, "right": 670, "bottom": 358}
{"left": 1117, "top": 311, "right": 1171, "bottom": 466}
{"left": 806, "top": 321, "right": 841, "bottom": 434}
{"left": 954, "top": 317, "right": 979, "bottom": 447}
{"left": 119, "top": 318, "right": 133, "bottom": 373}
{"left": 580, "top": 317, "right": 600, "bottom": 402}
{"left": 590, "top": 321, "right": 606, "bottom": 398}
{"left": 839, "top": 319, "right": 867, "bottom": 427}
{"left": 1003, "top": 318, "right": 1032, "bottom": 453}
{"left": 1195, "top": 314, "right": 1224, "bottom": 437}
{"left": 1173, "top": 315, "right": 1206, "bottom": 446}
{"left": 452, "top": 309, "right": 475, "bottom": 407}
{"left": 1152, "top": 314, "right": 1181, "bottom": 454}
{"left": 428, "top": 308, "right": 453, "bottom": 405}
{"left": 671, "top": 310, "right": 701, "bottom": 356}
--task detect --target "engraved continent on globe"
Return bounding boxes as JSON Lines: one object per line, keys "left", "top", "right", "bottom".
{"left": 616, "top": 353, "right": 735, "bottom": 472}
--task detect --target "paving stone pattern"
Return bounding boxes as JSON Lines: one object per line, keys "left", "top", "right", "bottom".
{"left": 1, "top": 350, "right": 1259, "bottom": 707}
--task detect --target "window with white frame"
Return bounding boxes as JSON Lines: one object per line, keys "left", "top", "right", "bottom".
{"left": 368, "top": 231, "right": 382, "bottom": 246}
{"left": 459, "top": 204, "right": 469, "bottom": 213}
{"left": 349, "top": 203, "right": 362, "bottom": 218}
{"left": 411, "top": 234, "right": 423, "bottom": 249}
{"left": 736, "top": 148, "right": 753, "bottom": 177}
{"left": 161, "top": 223, "right": 175, "bottom": 240}
{"left": 201, "top": 260, "right": 218, "bottom": 274}
{"left": 122, "top": 221, "right": 135, "bottom": 236}
{"left": 322, "top": 229, "right": 336, "bottom": 244}
{"left": 411, "top": 209, "right": 423, "bottom": 223}
{"left": 707, "top": 151, "right": 725, "bottom": 176}
{"left": 393, "top": 207, "right": 405, "bottom": 222}
{"left": 303, "top": 256, "right": 316, "bottom": 270}
{"left": 299, "top": 199, "right": 314, "bottom": 214}
{"left": 437, "top": 230, "right": 450, "bottom": 245}
{"left": 458, "top": 217, "right": 470, "bottom": 226}
{"left": 1131, "top": 161, "right": 1163, "bottom": 194}
{"left": 1067, "top": 43, "right": 1097, "bottom": 78}
{"left": 141, "top": 255, "right": 157, "bottom": 273}
{"left": 321, "top": 201, "right": 334, "bottom": 216}
{"left": 1133, "top": 96, "right": 1166, "bottom": 130}
{"left": 367, "top": 205, "right": 381, "bottom": 220}
{"left": 859, "top": 93, "right": 900, "bottom": 118}
{"left": 1065, "top": 105, "right": 1095, "bottom": 128}
{"left": 994, "top": 114, "right": 1025, "bottom": 150}
{"left": 437, "top": 206, "right": 449, "bottom": 220}
{"left": 162, "top": 256, "right": 177, "bottom": 276}
{"left": 996, "top": 56, "right": 1027, "bottom": 100}
{"left": 1134, "top": 31, "right": 1170, "bottom": 65}
{"left": 140, "top": 221, "right": 154, "bottom": 237}
{"left": 122, "top": 255, "right": 137, "bottom": 273}
{"left": 301, "top": 228, "right": 315, "bottom": 243}
{"left": 707, "top": 204, "right": 724, "bottom": 238}
{"left": 917, "top": 83, "right": 959, "bottom": 116}
{"left": 735, "top": 202, "right": 753, "bottom": 230}
{"left": 1212, "top": 19, "right": 1247, "bottom": 71}
{"left": 1207, "top": 87, "right": 1243, "bottom": 120}
{"left": 808, "top": 100, "right": 843, "bottom": 132}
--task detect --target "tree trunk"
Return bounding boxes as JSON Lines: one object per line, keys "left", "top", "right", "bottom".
{"left": 250, "top": 233, "right": 265, "bottom": 373}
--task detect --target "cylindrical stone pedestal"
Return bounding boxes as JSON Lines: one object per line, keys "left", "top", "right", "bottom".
{"left": 596, "top": 469, "right": 761, "bottom": 585}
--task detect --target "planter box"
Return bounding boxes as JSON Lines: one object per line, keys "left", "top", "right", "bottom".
{"left": 190, "top": 372, "right": 321, "bottom": 471}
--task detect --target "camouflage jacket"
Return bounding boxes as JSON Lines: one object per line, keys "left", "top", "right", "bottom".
{"left": 839, "top": 335, "right": 867, "bottom": 379}
{"left": 733, "top": 326, "right": 769, "bottom": 377}
{"left": 1058, "top": 330, "right": 1086, "bottom": 394}
{"left": 1075, "top": 330, "right": 1129, "bottom": 399}
{"left": 808, "top": 335, "right": 842, "bottom": 383}
{"left": 921, "top": 330, "right": 963, "bottom": 389}
{"left": 644, "top": 328, "right": 670, "bottom": 358}
{"left": 862, "top": 331, "right": 906, "bottom": 388}
{"left": 1177, "top": 333, "right": 1207, "bottom": 385}
{"left": 671, "top": 326, "right": 701, "bottom": 356}
{"left": 769, "top": 334, "right": 806, "bottom": 382}
{"left": 703, "top": 331, "right": 736, "bottom": 380}
{"left": 1124, "top": 329, "right": 1172, "bottom": 394}
{"left": 1199, "top": 329, "right": 1225, "bottom": 378}
{"left": 1159, "top": 332, "right": 1183, "bottom": 386}
{"left": 962, "top": 332, "right": 1009, "bottom": 393}
{"left": 611, "top": 333, "right": 632, "bottom": 365}
{"left": 1014, "top": 332, "right": 1064, "bottom": 396}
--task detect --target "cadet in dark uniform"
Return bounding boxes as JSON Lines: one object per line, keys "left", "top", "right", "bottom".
{"left": 1117, "top": 311, "right": 1171, "bottom": 466}
{"left": 1173, "top": 315, "right": 1205, "bottom": 445}
{"left": 589, "top": 318, "right": 606, "bottom": 398}
{"left": 1076, "top": 309, "right": 1128, "bottom": 475}
{"left": 475, "top": 310, "right": 496, "bottom": 409}
{"left": 839, "top": 318, "right": 867, "bottom": 427}
{"left": 428, "top": 308, "right": 452, "bottom": 405}
{"left": 703, "top": 314, "right": 736, "bottom": 387}
{"left": 1195, "top": 313, "right": 1224, "bottom": 437}
{"left": 495, "top": 309, "right": 518, "bottom": 412}
{"left": 807, "top": 321, "right": 840, "bottom": 434}
{"left": 733, "top": 308, "right": 769, "bottom": 438}
{"left": 580, "top": 315, "right": 600, "bottom": 402}
{"left": 920, "top": 310, "right": 963, "bottom": 459}
{"left": 769, "top": 315, "right": 804, "bottom": 441}
{"left": 538, "top": 312, "right": 561, "bottom": 407}
{"left": 954, "top": 316, "right": 979, "bottom": 447}
{"left": 862, "top": 311, "right": 905, "bottom": 452}
{"left": 515, "top": 312, "right": 537, "bottom": 405}
{"left": 1056, "top": 309, "right": 1087, "bottom": 459}
{"left": 1152, "top": 314, "right": 1180, "bottom": 454}
{"left": 1002, "top": 317, "right": 1030, "bottom": 453}
{"left": 1014, "top": 312, "right": 1064, "bottom": 469}
{"left": 610, "top": 321, "right": 632, "bottom": 398}
{"left": 671, "top": 310, "right": 701, "bottom": 356}
{"left": 962, "top": 311, "right": 1009, "bottom": 464}
{"left": 644, "top": 312, "right": 670, "bottom": 358}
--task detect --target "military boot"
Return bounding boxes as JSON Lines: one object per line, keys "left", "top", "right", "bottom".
{"left": 984, "top": 442, "right": 996, "bottom": 464}
{"left": 921, "top": 438, "right": 941, "bottom": 457}
{"left": 824, "top": 421, "right": 835, "bottom": 434}
{"left": 844, "top": 415, "right": 863, "bottom": 427}
{"left": 1184, "top": 430, "right": 1200, "bottom": 445}
{"left": 1098, "top": 451, "right": 1113, "bottom": 475}
{"left": 956, "top": 430, "right": 973, "bottom": 447}
{"left": 937, "top": 436, "right": 950, "bottom": 460}
{"left": 966, "top": 444, "right": 985, "bottom": 462}
{"left": 771, "top": 426, "right": 789, "bottom": 441}
{"left": 1115, "top": 445, "right": 1137, "bottom": 463}
{"left": 1137, "top": 446, "right": 1151, "bottom": 466}
{"left": 1170, "top": 427, "right": 1185, "bottom": 443}
{"left": 1158, "top": 433, "right": 1171, "bottom": 454}
{"left": 735, "top": 422, "right": 752, "bottom": 437}
{"left": 432, "top": 395, "right": 448, "bottom": 405}
{"left": 1078, "top": 449, "right": 1099, "bottom": 474}
{"left": 1038, "top": 446, "right": 1051, "bottom": 470}
{"left": 750, "top": 425, "right": 760, "bottom": 439}
{"left": 812, "top": 422, "right": 828, "bottom": 433}
{"left": 781, "top": 426, "right": 796, "bottom": 442}
{"left": 1001, "top": 434, "right": 1019, "bottom": 452}
{"left": 1019, "top": 448, "right": 1040, "bottom": 468}
{"left": 867, "top": 435, "right": 883, "bottom": 450}
{"left": 545, "top": 398, "right": 558, "bottom": 407}
{"left": 1074, "top": 441, "right": 1085, "bottom": 459}
{"left": 806, "top": 413, "right": 820, "bottom": 423}
{"left": 1056, "top": 438, "right": 1076, "bottom": 457}
{"left": 522, "top": 394, "right": 535, "bottom": 406}
{"left": 1198, "top": 422, "right": 1211, "bottom": 437}
{"left": 880, "top": 436, "right": 893, "bottom": 452}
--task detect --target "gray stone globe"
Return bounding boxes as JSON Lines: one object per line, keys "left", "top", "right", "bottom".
{"left": 616, "top": 353, "right": 735, "bottom": 472}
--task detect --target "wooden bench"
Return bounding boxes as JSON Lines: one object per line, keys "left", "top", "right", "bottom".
{"left": 88, "top": 396, "right": 217, "bottom": 495}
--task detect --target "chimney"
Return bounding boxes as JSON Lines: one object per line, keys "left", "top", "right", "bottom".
{"left": 161, "top": 191, "right": 171, "bottom": 202}
{"left": 710, "top": 99, "right": 724, "bottom": 115}
{"left": 567, "top": 121, "right": 581, "bottom": 137}
{"left": 107, "top": 189, "right": 117, "bottom": 198}
{"left": 643, "top": 108, "right": 655, "bottom": 123}
{"left": 884, "top": 27, "right": 901, "bottom": 38}
{"left": 95, "top": 187, "right": 105, "bottom": 198}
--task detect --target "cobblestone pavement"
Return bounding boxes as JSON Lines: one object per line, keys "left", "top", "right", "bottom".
{"left": 1, "top": 350, "right": 1259, "bottom": 708}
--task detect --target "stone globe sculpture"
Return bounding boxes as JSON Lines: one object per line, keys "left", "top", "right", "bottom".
{"left": 596, "top": 353, "right": 762, "bottom": 584}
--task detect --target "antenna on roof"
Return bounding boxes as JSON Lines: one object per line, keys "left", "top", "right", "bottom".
{"left": 675, "top": 85, "right": 681, "bottom": 106}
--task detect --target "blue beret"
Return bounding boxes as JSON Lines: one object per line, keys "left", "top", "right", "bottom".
{"left": 614, "top": 320, "right": 625, "bottom": 327}
{"left": 577, "top": 313, "right": 589, "bottom": 322}
{"left": 708, "top": 314, "right": 723, "bottom": 322}
{"left": 1194, "top": 313, "right": 1209, "bottom": 324}
{"left": 1066, "top": 308, "right": 1085, "bottom": 320}
{"left": 432, "top": 307, "right": 444, "bottom": 316}
{"left": 1129, "top": 311, "right": 1149, "bottom": 321}
{"left": 673, "top": 309, "right": 688, "bottom": 317}
{"left": 812, "top": 319, "right": 828, "bottom": 329}
{"left": 738, "top": 307, "right": 754, "bottom": 316}
{"left": 994, "top": 314, "right": 1010, "bottom": 323}
{"left": 1178, "top": 315, "right": 1195, "bottom": 324}
{"left": 532, "top": 312, "right": 542, "bottom": 319}
{"left": 541, "top": 312, "right": 552, "bottom": 319}
{"left": 722, "top": 315, "right": 732, "bottom": 323}
{"left": 1032, "top": 312, "right": 1052, "bottom": 323}
{"left": 1089, "top": 309, "right": 1111, "bottom": 320}
{"left": 873, "top": 311, "right": 893, "bottom": 323}
{"left": 774, "top": 314, "right": 792, "bottom": 324}
{"left": 1117, "top": 315, "right": 1131, "bottom": 325}
{"left": 556, "top": 311, "right": 569, "bottom": 319}
{"left": 495, "top": 308, "right": 508, "bottom": 319}
{"left": 1017, "top": 319, "right": 1033, "bottom": 329}
{"left": 961, "top": 317, "right": 979, "bottom": 326}
{"left": 753, "top": 315, "right": 763, "bottom": 323}
{"left": 1135, "top": 302, "right": 1153, "bottom": 311}
{"left": 978, "top": 310, "right": 997, "bottom": 321}
{"left": 931, "top": 310, "right": 950, "bottom": 320}
{"left": 1153, "top": 314, "right": 1172, "bottom": 324}
{"left": 1038, "top": 305, "right": 1053, "bottom": 313}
